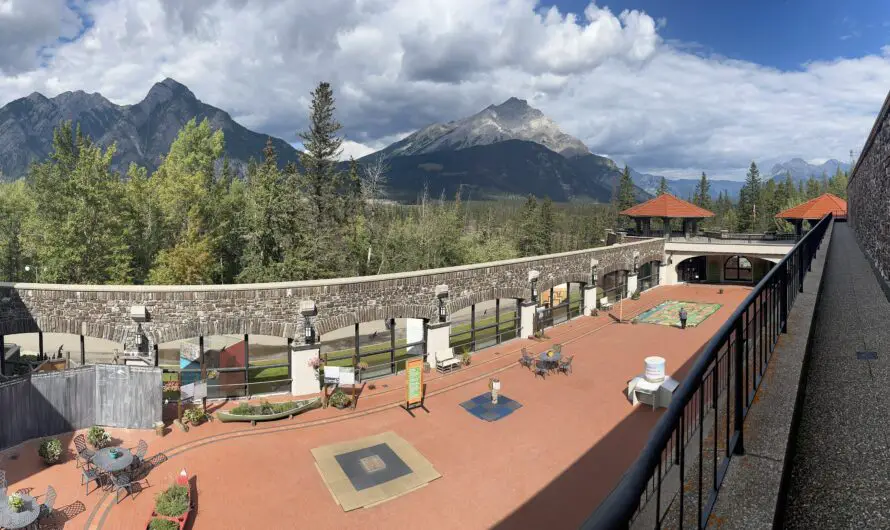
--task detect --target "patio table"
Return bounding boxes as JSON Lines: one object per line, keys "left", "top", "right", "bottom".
{"left": 0, "top": 492, "right": 41, "bottom": 529}
{"left": 93, "top": 447, "right": 134, "bottom": 474}
{"left": 538, "top": 350, "right": 562, "bottom": 370}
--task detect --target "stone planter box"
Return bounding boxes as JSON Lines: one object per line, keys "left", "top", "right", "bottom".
{"left": 216, "top": 398, "right": 321, "bottom": 426}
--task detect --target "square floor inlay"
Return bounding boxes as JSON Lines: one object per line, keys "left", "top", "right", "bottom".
{"left": 312, "top": 431, "right": 442, "bottom": 511}
{"left": 334, "top": 443, "right": 412, "bottom": 491}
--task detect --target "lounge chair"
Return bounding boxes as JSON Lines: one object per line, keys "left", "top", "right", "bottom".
{"left": 435, "top": 349, "right": 461, "bottom": 373}
{"left": 599, "top": 297, "right": 613, "bottom": 310}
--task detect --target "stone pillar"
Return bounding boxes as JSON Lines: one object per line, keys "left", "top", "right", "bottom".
{"left": 627, "top": 273, "right": 639, "bottom": 296}
{"left": 291, "top": 344, "right": 321, "bottom": 397}
{"left": 520, "top": 300, "right": 536, "bottom": 338}
{"left": 583, "top": 285, "right": 598, "bottom": 315}
{"left": 425, "top": 321, "right": 451, "bottom": 367}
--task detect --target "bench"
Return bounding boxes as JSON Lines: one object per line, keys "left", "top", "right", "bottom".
{"left": 435, "top": 349, "right": 462, "bottom": 373}
{"left": 599, "top": 296, "right": 613, "bottom": 310}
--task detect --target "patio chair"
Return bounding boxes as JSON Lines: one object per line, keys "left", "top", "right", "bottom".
{"left": 518, "top": 348, "right": 534, "bottom": 370}
{"left": 130, "top": 440, "right": 148, "bottom": 473}
{"left": 111, "top": 473, "right": 133, "bottom": 504}
{"left": 553, "top": 344, "right": 562, "bottom": 355}
{"left": 73, "top": 434, "right": 95, "bottom": 469}
{"left": 38, "top": 484, "right": 56, "bottom": 523}
{"left": 0, "top": 468, "right": 5, "bottom": 498}
{"left": 534, "top": 361, "right": 548, "bottom": 379}
{"left": 81, "top": 464, "right": 102, "bottom": 495}
{"left": 557, "top": 355, "right": 574, "bottom": 376}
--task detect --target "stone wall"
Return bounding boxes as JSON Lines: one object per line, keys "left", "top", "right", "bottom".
{"left": 0, "top": 238, "right": 664, "bottom": 345}
{"left": 848, "top": 88, "right": 890, "bottom": 287}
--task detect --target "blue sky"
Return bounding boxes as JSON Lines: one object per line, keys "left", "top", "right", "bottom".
{"left": 561, "top": 0, "right": 890, "bottom": 70}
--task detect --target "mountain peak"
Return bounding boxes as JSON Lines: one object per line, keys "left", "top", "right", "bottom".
{"left": 140, "top": 78, "right": 196, "bottom": 109}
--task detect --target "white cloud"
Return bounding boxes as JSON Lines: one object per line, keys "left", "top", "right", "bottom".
{"left": 0, "top": 0, "right": 887, "bottom": 180}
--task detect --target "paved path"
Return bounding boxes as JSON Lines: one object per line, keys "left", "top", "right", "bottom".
{"left": 782, "top": 223, "right": 890, "bottom": 529}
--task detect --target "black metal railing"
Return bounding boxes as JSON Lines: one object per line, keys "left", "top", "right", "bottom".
{"left": 583, "top": 213, "right": 832, "bottom": 530}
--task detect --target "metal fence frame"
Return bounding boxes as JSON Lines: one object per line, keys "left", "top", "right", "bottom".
{"left": 450, "top": 299, "right": 521, "bottom": 355}
{"left": 583, "top": 213, "right": 832, "bottom": 530}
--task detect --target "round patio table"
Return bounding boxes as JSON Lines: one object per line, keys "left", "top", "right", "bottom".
{"left": 538, "top": 350, "right": 562, "bottom": 370}
{"left": 93, "top": 447, "right": 134, "bottom": 473}
{"left": 0, "top": 493, "right": 41, "bottom": 529}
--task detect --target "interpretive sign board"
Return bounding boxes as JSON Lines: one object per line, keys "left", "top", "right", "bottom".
{"left": 402, "top": 358, "right": 428, "bottom": 417}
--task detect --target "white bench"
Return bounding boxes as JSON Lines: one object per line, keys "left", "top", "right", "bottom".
{"left": 435, "top": 349, "right": 462, "bottom": 373}
{"left": 599, "top": 296, "right": 613, "bottom": 310}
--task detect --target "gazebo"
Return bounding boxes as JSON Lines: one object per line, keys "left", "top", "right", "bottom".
{"left": 775, "top": 193, "right": 847, "bottom": 237}
{"left": 621, "top": 193, "right": 715, "bottom": 239}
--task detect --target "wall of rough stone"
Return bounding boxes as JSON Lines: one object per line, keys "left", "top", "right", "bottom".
{"left": 0, "top": 238, "right": 664, "bottom": 345}
{"left": 848, "top": 89, "right": 890, "bottom": 287}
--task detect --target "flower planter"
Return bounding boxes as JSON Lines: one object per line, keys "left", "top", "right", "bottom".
{"left": 145, "top": 481, "right": 193, "bottom": 530}
{"left": 216, "top": 398, "right": 321, "bottom": 425}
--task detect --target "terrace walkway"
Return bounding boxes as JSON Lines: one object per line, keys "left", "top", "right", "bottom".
{"left": 781, "top": 223, "right": 890, "bottom": 528}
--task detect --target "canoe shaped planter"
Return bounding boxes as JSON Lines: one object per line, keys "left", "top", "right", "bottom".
{"left": 216, "top": 398, "right": 322, "bottom": 425}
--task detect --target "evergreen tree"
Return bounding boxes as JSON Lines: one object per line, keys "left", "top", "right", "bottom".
{"left": 737, "top": 161, "right": 762, "bottom": 232}
{"left": 657, "top": 177, "right": 669, "bottom": 196}
{"left": 615, "top": 165, "right": 636, "bottom": 227}
{"left": 694, "top": 172, "right": 712, "bottom": 211}
{"left": 805, "top": 176, "right": 821, "bottom": 199}
{"left": 828, "top": 167, "right": 848, "bottom": 199}
{"left": 517, "top": 195, "right": 541, "bottom": 256}
{"left": 538, "top": 196, "right": 555, "bottom": 254}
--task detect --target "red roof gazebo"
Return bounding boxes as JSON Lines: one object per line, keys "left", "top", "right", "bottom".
{"left": 621, "top": 193, "right": 715, "bottom": 239}
{"left": 775, "top": 193, "right": 847, "bottom": 236}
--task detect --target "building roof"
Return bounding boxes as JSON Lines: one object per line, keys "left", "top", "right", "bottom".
{"left": 775, "top": 193, "right": 847, "bottom": 220}
{"left": 620, "top": 193, "right": 715, "bottom": 218}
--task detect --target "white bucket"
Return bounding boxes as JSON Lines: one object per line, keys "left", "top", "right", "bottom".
{"left": 644, "top": 356, "right": 666, "bottom": 383}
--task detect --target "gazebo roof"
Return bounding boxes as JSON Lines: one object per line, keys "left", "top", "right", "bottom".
{"left": 620, "top": 193, "right": 715, "bottom": 218}
{"left": 775, "top": 193, "right": 847, "bottom": 220}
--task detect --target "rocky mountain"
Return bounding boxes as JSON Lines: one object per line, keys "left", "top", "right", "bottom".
{"left": 630, "top": 169, "right": 745, "bottom": 200}
{"left": 0, "top": 78, "right": 299, "bottom": 178}
{"left": 366, "top": 98, "right": 649, "bottom": 202}
{"left": 768, "top": 158, "right": 850, "bottom": 183}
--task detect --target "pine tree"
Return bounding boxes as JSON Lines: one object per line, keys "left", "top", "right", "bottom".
{"left": 828, "top": 167, "right": 848, "bottom": 199}
{"left": 694, "top": 172, "right": 712, "bottom": 211}
{"left": 538, "top": 196, "right": 555, "bottom": 254}
{"left": 615, "top": 165, "right": 636, "bottom": 227}
{"left": 657, "top": 177, "right": 669, "bottom": 196}
{"left": 805, "top": 176, "right": 821, "bottom": 200}
{"left": 517, "top": 195, "right": 540, "bottom": 256}
{"left": 737, "top": 161, "right": 762, "bottom": 232}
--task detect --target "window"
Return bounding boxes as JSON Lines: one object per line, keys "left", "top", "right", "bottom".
{"left": 724, "top": 256, "right": 753, "bottom": 282}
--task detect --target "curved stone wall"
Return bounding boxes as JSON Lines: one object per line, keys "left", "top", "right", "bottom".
{"left": 848, "top": 88, "right": 890, "bottom": 288}
{"left": 0, "top": 239, "right": 664, "bottom": 345}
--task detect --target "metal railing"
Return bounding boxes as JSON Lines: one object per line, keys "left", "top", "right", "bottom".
{"left": 583, "top": 213, "right": 832, "bottom": 530}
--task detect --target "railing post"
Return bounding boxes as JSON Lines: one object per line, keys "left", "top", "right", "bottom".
{"left": 798, "top": 243, "right": 805, "bottom": 293}
{"left": 780, "top": 265, "right": 788, "bottom": 333}
{"left": 733, "top": 319, "right": 745, "bottom": 455}
{"left": 0, "top": 334, "right": 5, "bottom": 376}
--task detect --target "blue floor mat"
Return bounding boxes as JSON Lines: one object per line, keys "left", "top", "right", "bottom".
{"left": 460, "top": 393, "right": 522, "bottom": 422}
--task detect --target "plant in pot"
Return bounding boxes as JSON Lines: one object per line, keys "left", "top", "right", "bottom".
{"left": 7, "top": 493, "right": 24, "bottom": 513}
{"left": 631, "top": 290, "right": 641, "bottom": 300}
{"left": 148, "top": 518, "right": 180, "bottom": 530}
{"left": 182, "top": 407, "right": 207, "bottom": 427}
{"left": 462, "top": 352, "right": 472, "bottom": 366}
{"left": 88, "top": 426, "right": 111, "bottom": 449}
{"left": 328, "top": 389, "right": 352, "bottom": 409}
{"left": 38, "top": 438, "right": 63, "bottom": 465}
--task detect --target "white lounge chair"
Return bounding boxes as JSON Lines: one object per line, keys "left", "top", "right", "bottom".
{"left": 599, "top": 296, "right": 614, "bottom": 310}
{"left": 435, "top": 349, "right": 462, "bottom": 373}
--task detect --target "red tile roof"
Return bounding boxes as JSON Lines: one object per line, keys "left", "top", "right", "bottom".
{"left": 620, "top": 193, "right": 715, "bottom": 218}
{"left": 775, "top": 193, "right": 847, "bottom": 220}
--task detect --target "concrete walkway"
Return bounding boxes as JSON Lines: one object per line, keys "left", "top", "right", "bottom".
{"left": 782, "top": 223, "right": 890, "bottom": 529}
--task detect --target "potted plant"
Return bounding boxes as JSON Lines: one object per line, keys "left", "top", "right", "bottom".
{"left": 462, "top": 352, "right": 472, "bottom": 366}
{"left": 181, "top": 407, "right": 207, "bottom": 427}
{"left": 422, "top": 362, "right": 431, "bottom": 374}
{"left": 7, "top": 493, "right": 24, "bottom": 513}
{"left": 88, "top": 426, "right": 111, "bottom": 449}
{"left": 38, "top": 438, "right": 63, "bottom": 465}
{"left": 631, "top": 290, "right": 641, "bottom": 300}
{"left": 206, "top": 369, "right": 219, "bottom": 380}
{"left": 328, "top": 389, "right": 352, "bottom": 409}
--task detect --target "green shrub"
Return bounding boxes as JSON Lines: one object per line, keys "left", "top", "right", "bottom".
{"left": 155, "top": 484, "right": 189, "bottom": 517}
{"left": 328, "top": 389, "right": 351, "bottom": 408}
{"left": 181, "top": 407, "right": 206, "bottom": 426}
{"left": 229, "top": 401, "right": 303, "bottom": 416}
{"left": 38, "top": 438, "right": 63, "bottom": 465}
{"left": 149, "top": 518, "right": 179, "bottom": 530}
{"left": 87, "top": 426, "right": 111, "bottom": 449}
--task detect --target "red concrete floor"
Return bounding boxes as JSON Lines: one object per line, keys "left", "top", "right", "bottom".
{"left": 0, "top": 284, "right": 751, "bottom": 530}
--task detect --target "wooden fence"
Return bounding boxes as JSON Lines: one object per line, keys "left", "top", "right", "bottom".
{"left": 0, "top": 365, "right": 161, "bottom": 451}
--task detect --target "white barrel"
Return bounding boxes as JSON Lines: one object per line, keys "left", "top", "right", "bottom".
{"left": 644, "top": 356, "right": 666, "bottom": 383}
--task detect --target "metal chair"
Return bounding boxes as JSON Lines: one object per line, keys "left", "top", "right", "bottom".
{"left": 73, "top": 434, "right": 95, "bottom": 469}
{"left": 111, "top": 473, "right": 133, "bottom": 504}
{"left": 130, "top": 440, "right": 148, "bottom": 473}
{"left": 553, "top": 344, "right": 562, "bottom": 355}
{"left": 38, "top": 484, "right": 56, "bottom": 525}
{"left": 518, "top": 348, "right": 534, "bottom": 370}
{"left": 557, "top": 355, "right": 574, "bottom": 375}
{"left": 81, "top": 465, "right": 102, "bottom": 495}
{"left": 534, "top": 361, "right": 548, "bottom": 379}
{"left": 0, "top": 468, "right": 6, "bottom": 493}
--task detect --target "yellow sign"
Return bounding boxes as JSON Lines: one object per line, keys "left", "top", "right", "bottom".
{"left": 406, "top": 358, "right": 424, "bottom": 406}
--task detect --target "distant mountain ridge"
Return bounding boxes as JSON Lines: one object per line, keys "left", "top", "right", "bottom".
{"left": 629, "top": 168, "right": 745, "bottom": 200}
{"left": 0, "top": 78, "right": 299, "bottom": 178}
{"left": 767, "top": 158, "right": 850, "bottom": 183}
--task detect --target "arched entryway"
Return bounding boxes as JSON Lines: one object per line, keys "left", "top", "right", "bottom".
{"left": 724, "top": 256, "right": 753, "bottom": 282}
{"left": 676, "top": 256, "right": 707, "bottom": 283}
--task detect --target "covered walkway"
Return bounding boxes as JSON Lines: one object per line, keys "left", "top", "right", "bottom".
{"left": 782, "top": 223, "right": 890, "bottom": 528}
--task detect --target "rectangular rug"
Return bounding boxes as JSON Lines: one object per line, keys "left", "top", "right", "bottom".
{"left": 312, "top": 431, "right": 441, "bottom": 511}
{"left": 633, "top": 300, "right": 722, "bottom": 328}
{"left": 460, "top": 393, "right": 522, "bottom": 422}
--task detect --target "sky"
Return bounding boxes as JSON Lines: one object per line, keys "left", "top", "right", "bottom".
{"left": 1, "top": 0, "right": 889, "bottom": 180}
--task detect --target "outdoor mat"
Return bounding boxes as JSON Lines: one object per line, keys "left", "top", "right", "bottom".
{"left": 312, "top": 431, "right": 441, "bottom": 511}
{"left": 460, "top": 393, "right": 522, "bottom": 422}
{"left": 633, "top": 300, "right": 722, "bottom": 328}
